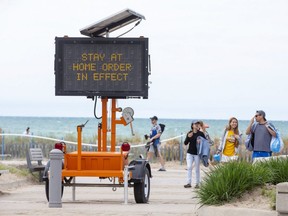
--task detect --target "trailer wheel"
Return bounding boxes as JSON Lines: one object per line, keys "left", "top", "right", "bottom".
{"left": 45, "top": 179, "right": 64, "bottom": 201}
{"left": 134, "top": 167, "right": 150, "bottom": 203}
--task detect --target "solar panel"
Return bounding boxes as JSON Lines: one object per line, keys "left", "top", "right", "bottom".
{"left": 80, "top": 9, "right": 145, "bottom": 37}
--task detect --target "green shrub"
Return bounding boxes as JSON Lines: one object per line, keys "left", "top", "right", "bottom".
{"left": 197, "top": 161, "right": 270, "bottom": 205}
{"left": 196, "top": 158, "right": 288, "bottom": 206}
{"left": 251, "top": 163, "right": 273, "bottom": 185}
{"left": 197, "top": 161, "right": 256, "bottom": 205}
{"left": 258, "top": 158, "right": 288, "bottom": 184}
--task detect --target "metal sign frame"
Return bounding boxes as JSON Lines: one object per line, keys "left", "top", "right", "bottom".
{"left": 54, "top": 37, "right": 149, "bottom": 98}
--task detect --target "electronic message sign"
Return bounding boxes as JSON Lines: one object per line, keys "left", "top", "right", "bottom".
{"left": 54, "top": 37, "right": 149, "bottom": 98}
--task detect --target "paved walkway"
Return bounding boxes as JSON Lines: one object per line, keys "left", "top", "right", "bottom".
{"left": 0, "top": 168, "right": 200, "bottom": 216}
{"left": 0, "top": 163, "right": 277, "bottom": 216}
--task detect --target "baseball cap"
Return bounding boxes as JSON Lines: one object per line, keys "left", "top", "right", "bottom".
{"left": 150, "top": 116, "right": 158, "bottom": 121}
{"left": 256, "top": 110, "right": 266, "bottom": 120}
{"left": 192, "top": 120, "right": 200, "bottom": 124}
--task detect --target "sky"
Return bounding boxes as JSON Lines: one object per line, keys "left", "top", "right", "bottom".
{"left": 0, "top": 0, "right": 288, "bottom": 120}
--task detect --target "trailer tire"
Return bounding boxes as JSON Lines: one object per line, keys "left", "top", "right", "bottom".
{"left": 45, "top": 179, "right": 64, "bottom": 201}
{"left": 133, "top": 167, "right": 150, "bottom": 203}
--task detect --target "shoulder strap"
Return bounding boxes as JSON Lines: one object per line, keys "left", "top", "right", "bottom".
{"left": 159, "top": 123, "right": 165, "bottom": 133}
{"left": 267, "top": 122, "right": 276, "bottom": 131}
{"left": 251, "top": 122, "right": 258, "bottom": 133}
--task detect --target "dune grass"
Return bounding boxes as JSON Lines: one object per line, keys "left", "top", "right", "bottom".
{"left": 197, "top": 161, "right": 258, "bottom": 205}
{"left": 196, "top": 158, "right": 288, "bottom": 206}
{"left": 0, "top": 163, "right": 30, "bottom": 177}
{"left": 261, "top": 186, "right": 276, "bottom": 210}
{"left": 0, "top": 163, "right": 41, "bottom": 182}
{"left": 258, "top": 158, "right": 288, "bottom": 184}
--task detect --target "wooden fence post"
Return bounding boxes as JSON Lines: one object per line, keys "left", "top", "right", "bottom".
{"left": 1, "top": 131, "right": 4, "bottom": 160}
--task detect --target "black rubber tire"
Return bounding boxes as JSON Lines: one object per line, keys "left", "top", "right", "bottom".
{"left": 45, "top": 179, "right": 64, "bottom": 201}
{"left": 133, "top": 167, "right": 150, "bottom": 203}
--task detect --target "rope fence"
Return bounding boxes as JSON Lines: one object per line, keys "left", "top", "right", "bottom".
{"left": 0, "top": 133, "right": 185, "bottom": 149}
{"left": 0, "top": 133, "right": 186, "bottom": 162}
{"left": 1, "top": 133, "right": 287, "bottom": 164}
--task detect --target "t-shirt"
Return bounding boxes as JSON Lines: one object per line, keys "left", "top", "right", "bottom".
{"left": 223, "top": 130, "right": 235, "bottom": 156}
{"left": 184, "top": 131, "right": 206, "bottom": 155}
{"left": 150, "top": 124, "right": 162, "bottom": 145}
{"left": 253, "top": 123, "right": 272, "bottom": 152}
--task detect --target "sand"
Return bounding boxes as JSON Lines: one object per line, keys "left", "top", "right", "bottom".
{"left": 224, "top": 185, "right": 275, "bottom": 211}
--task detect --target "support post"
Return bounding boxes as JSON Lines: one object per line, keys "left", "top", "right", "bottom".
{"left": 30, "top": 132, "right": 34, "bottom": 148}
{"left": 102, "top": 98, "right": 108, "bottom": 152}
{"left": 180, "top": 133, "right": 183, "bottom": 165}
{"left": 97, "top": 123, "right": 102, "bottom": 152}
{"left": 49, "top": 149, "right": 63, "bottom": 208}
{"left": 124, "top": 165, "right": 128, "bottom": 204}
{"left": 77, "top": 126, "right": 82, "bottom": 170}
{"left": 1, "top": 130, "right": 4, "bottom": 160}
{"left": 111, "top": 99, "right": 117, "bottom": 152}
{"left": 72, "top": 177, "right": 76, "bottom": 202}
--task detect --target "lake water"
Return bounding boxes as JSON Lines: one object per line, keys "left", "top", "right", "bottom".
{"left": 1, "top": 116, "right": 287, "bottom": 142}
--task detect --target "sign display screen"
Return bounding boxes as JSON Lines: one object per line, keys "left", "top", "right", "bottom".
{"left": 55, "top": 37, "right": 149, "bottom": 98}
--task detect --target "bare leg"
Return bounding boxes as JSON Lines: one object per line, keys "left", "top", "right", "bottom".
{"left": 147, "top": 147, "right": 165, "bottom": 170}
{"left": 158, "top": 151, "right": 165, "bottom": 168}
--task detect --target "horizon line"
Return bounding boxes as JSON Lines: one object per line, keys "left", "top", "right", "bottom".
{"left": 0, "top": 115, "right": 287, "bottom": 122}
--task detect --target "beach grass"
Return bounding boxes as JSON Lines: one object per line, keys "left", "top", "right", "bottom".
{"left": 197, "top": 161, "right": 260, "bottom": 205}
{"left": 0, "top": 163, "right": 30, "bottom": 177}
{"left": 261, "top": 186, "right": 276, "bottom": 210}
{"left": 1, "top": 134, "right": 288, "bottom": 163}
{"left": 257, "top": 157, "right": 288, "bottom": 184}
{"left": 196, "top": 158, "right": 288, "bottom": 206}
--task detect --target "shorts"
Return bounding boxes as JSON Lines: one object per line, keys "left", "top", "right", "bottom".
{"left": 221, "top": 154, "right": 238, "bottom": 162}
{"left": 252, "top": 151, "right": 272, "bottom": 160}
{"left": 148, "top": 143, "right": 161, "bottom": 154}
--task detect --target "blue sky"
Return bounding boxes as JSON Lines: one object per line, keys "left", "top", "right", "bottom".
{"left": 0, "top": 0, "right": 288, "bottom": 120}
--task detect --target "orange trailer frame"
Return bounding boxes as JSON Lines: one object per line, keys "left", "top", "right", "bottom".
{"left": 62, "top": 98, "right": 128, "bottom": 181}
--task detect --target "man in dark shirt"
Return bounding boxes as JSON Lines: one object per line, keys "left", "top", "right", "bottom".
{"left": 246, "top": 110, "right": 276, "bottom": 160}
{"left": 184, "top": 120, "right": 206, "bottom": 188}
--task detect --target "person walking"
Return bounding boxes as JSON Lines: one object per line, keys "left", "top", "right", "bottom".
{"left": 146, "top": 116, "right": 166, "bottom": 171}
{"left": 184, "top": 120, "right": 206, "bottom": 188}
{"left": 217, "top": 117, "right": 242, "bottom": 162}
{"left": 246, "top": 110, "right": 276, "bottom": 160}
{"left": 23, "top": 127, "right": 31, "bottom": 135}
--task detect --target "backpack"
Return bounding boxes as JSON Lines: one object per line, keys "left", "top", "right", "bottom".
{"left": 245, "top": 123, "right": 257, "bottom": 151}
{"left": 245, "top": 133, "right": 254, "bottom": 151}
{"left": 159, "top": 124, "right": 165, "bottom": 133}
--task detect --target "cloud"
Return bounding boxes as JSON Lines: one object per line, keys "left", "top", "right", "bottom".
{"left": 0, "top": 0, "right": 288, "bottom": 120}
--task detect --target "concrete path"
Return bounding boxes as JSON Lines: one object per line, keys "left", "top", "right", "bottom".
{"left": 197, "top": 206, "right": 276, "bottom": 216}
{"left": 0, "top": 165, "right": 277, "bottom": 216}
{"left": 0, "top": 168, "right": 200, "bottom": 215}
